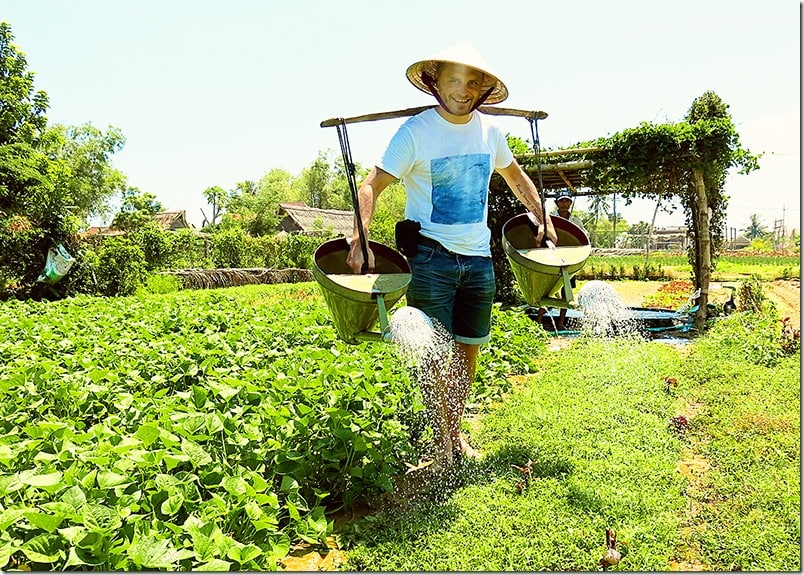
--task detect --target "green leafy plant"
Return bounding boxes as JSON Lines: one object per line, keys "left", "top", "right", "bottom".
{"left": 0, "top": 282, "right": 541, "bottom": 570}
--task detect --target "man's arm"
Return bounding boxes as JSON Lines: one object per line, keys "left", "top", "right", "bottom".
{"left": 346, "top": 166, "right": 397, "bottom": 273}
{"left": 496, "top": 158, "right": 558, "bottom": 244}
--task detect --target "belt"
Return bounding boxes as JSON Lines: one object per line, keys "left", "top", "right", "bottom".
{"left": 418, "top": 235, "right": 443, "bottom": 249}
{"left": 418, "top": 235, "right": 460, "bottom": 255}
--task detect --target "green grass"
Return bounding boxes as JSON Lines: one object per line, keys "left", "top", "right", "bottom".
{"left": 342, "top": 306, "right": 800, "bottom": 571}
{"left": 675, "top": 311, "right": 801, "bottom": 570}
{"left": 343, "top": 337, "right": 689, "bottom": 570}
{"left": 579, "top": 252, "right": 800, "bottom": 281}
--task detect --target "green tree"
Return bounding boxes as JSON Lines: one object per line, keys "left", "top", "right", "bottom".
{"left": 202, "top": 185, "right": 228, "bottom": 227}
{"left": 234, "top": 179, "right": 257, "bottom": 197}
{"left": 111, "top": 187, "right": 163, "bottom": 231}
{"left": 0, "top": 23, "right": 130, "bottom": 297}
{"left": 0, "top": 22, "right": 48, "bottom": 147}
{"left": 587, "top": 193, "right": 611, "bottom": 230}
{"left": 44, "top": 123, "right": 127, "bottom": 221}
{"left": 226, "top": 171, "right": 298, "bottom": 235}
{"left": 299, "top": 150, "right": 366, "bottom": 211}
{"left": 742, "top": 213, "right": 769, "bottom": 240}
{"left": 130, "top": 220, "right": 171, "bottom": 271}
{"left": 368, "top": 180, "right": 406, "bottom": 246}
{"left": 506, "top": 134, "right": 532, "bottom": 155}
{"left": 626, "top": 221, "right": 651, "bottom": 249}
{"left": 0, "top": 22, "right": 75, "bottom": 295}
{"left": 330, "top": 154, "right": 369, "bottom": 211}
{"left": 304, "top": 151, "right": 331, "bottom": 209}
{"left": 95, "top": 235, "right": 146, "bottom": 296}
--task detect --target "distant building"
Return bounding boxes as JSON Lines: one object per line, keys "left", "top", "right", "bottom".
{"left": 81, "top": 210, "right": 194, "bottom": 239}
{"left": 651, "top": 226, "right": 689, "bottom": 250}
{"left": 277, "top": 203, "right": 354, "bottom": 237}
{"left": 154, "top": 211, "right": 193, "bottom": 231}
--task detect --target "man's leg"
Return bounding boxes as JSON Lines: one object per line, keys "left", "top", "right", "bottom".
{"left": 535, "top": 306, "right": 548, "bottom": 329}
{"left": 418, "top": 351, "right": 454, "bottom": 467}
{"left": 447, "top": 341, "right": 480, "bottom": 458}
{"left": 557, "top": 307, "right": 568, "bottom": 331}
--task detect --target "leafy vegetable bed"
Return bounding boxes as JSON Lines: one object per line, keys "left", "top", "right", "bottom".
{"left": 0, "top": 283, "right": 544, "bottom": 570}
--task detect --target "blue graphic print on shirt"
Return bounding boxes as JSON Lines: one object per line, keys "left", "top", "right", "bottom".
{"left": 430, "top": 154, "right": 490, "bottom": 225}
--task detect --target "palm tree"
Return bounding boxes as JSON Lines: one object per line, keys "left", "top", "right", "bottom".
{"left": 586, "top": 193, "right": 612, "bottom": 246}
{"left": 587, "top": 193, "right": 612, "bottom": 227}
{"left": 742, "top": 214, "right": 768, "bottom": 239}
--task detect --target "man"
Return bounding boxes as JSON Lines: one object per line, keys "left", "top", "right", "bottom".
{"left": 554, "top": 190, "right": 584, "bottom": 228}
{"left": 536, "top": 190, "right": 587, "bottom": 331}
{"left": 346, "top": 43, "right": 557, "bottom": 470}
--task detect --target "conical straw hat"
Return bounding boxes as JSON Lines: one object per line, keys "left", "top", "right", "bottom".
{"left": 405, "top": 43, "right": 508, "bottom": 105}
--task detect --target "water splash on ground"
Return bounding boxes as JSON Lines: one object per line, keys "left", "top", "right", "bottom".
{"left": 385, "top": 306, "right": 481, "bottom": 503}
{"left": 576, "top": 280, "right": 641, "bottom": 337}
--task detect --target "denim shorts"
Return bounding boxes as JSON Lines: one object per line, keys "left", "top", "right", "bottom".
{"left": 405, "top": 243, "right": 496, "bottom": 345}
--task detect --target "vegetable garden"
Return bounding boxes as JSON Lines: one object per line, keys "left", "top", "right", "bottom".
{"left": 0, "top": 283, "right": 542, "bottom": 570}
{"left": 0, "top": 277, "right": 799, "bottom": 570}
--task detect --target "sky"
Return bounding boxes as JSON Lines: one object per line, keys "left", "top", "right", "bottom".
{"left": 5, "top": 0, "right": 801, "bottom": 236}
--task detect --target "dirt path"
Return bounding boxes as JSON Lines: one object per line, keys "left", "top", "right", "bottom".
{"left": 767, "top": 279, "right": 800, "bottom": 329}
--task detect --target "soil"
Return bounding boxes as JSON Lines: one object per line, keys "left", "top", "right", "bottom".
{"left": 766, "top": 279, "right": 801, "bottom": 329}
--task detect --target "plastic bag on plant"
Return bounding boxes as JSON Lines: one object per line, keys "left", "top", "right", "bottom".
{"left": 36, "top": 244, "right": 76, "bottom": 283}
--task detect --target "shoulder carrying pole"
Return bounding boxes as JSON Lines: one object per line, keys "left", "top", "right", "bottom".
{"left": 322, "top": 105, "right": 551, "bottom": 274}
{"left": 321, "top": 105, "right": 548, "bottom": 127}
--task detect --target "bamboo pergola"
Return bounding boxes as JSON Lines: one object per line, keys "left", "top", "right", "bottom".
{"left": 515, "top": 148, "right": 600, "bottom": 193}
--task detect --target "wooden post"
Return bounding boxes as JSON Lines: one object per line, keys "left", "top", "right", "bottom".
{"left": 693, "top": 169, "right": 710, "bottom": 331}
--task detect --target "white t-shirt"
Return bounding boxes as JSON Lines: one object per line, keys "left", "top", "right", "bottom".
{"left": 380, "top": 108, "right": 514, "bottom": 256}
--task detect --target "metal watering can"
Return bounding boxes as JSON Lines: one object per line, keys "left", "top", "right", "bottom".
{"left": 502, "top": 213, "right": 591, "bottom": 308}
{"left": 313, "top": 238, "right": 411, "bottom": 344}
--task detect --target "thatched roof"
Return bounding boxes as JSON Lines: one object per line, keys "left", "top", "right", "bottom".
{"left": 516, "top": 148, "right": 601, "bottom": 194}
{"left": 154, "top": 211, "right": 192, "bottom": 230}
{"left": 278, "top": 203, "right": 354, "bottom": 237}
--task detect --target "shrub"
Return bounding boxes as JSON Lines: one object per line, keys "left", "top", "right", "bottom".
{"left": 61, "top": 245, "right": 100, "bottom": 295}
{"left": 281, "top": 234, "right": 321, "bottom": 269}
{"left": 95, "top": 236, "right": 147, "bottom": 296}
{"left": 140, "top": 273, "right": 181, "bottom": 294}
{"left": 168, "top": 228, "right": 210, "bottom": 268}
{"left": 738, "top": 274, "right": 768, "bottom": 312}
{"left": 211, "top": 227, "right": 246, "bottom": 268}
{"left": 131, "top": 221, "right": 172, "bottom": 271}
{"left": 780, "top": 317, "right": 801, "bottom": 355}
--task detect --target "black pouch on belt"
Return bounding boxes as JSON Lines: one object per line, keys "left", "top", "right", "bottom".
{"left": 395, "top": 219, "right": 421, "bottom": 258}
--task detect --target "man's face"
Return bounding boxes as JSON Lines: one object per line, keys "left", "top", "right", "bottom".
{"left": 556, "top": 198, "right": 573, "bottom": 211}
{"left": 434, "top": 63, "right": 485, "bottom": 116}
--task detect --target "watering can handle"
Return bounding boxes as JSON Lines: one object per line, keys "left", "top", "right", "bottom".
{"left": 525, "top": 213, "right": 554, "bottom": 248}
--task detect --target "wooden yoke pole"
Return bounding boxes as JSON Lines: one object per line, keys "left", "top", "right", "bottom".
{"left": 320, "top": 105, "right": 548, "bottom": 128}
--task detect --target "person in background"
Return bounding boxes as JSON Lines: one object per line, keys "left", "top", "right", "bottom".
{"left": 345, "top": 43, "right": 558, "bottom": 470}
{"left": 536, "top": 190, "right": 586, "bottom": 331}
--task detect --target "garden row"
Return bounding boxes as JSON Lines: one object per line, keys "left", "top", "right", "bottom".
{"left": 0, "top": 283, "right": 545, "bottom": 570}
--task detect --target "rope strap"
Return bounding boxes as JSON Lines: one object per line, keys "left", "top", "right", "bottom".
{"left": 336, "top": 120, "right": 369, "bottom": 274}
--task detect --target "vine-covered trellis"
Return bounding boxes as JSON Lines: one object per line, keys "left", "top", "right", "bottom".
{"left": 490, "top": 91, "right": 758, "bottom": 330}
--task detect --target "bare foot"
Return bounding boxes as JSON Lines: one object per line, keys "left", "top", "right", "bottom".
{"left": 454, "top": 434, "right": 481, "bottom": 460}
